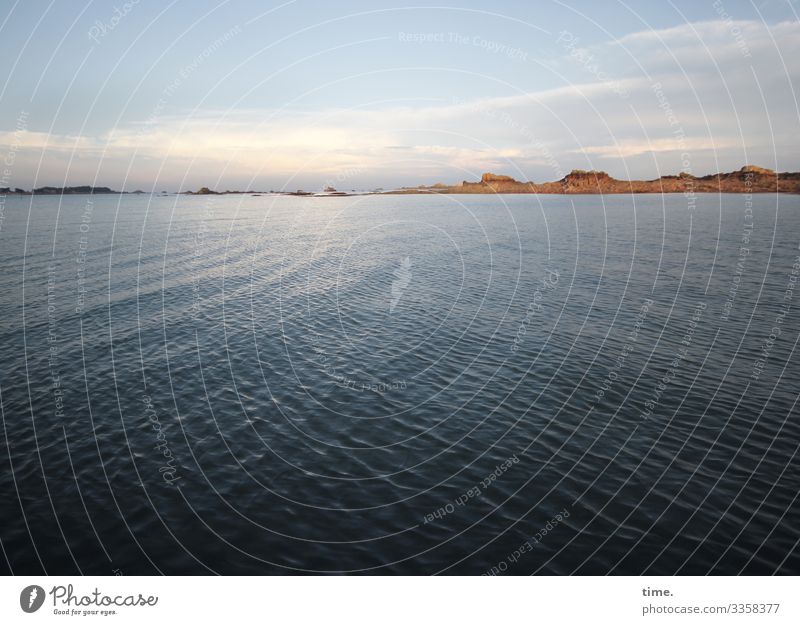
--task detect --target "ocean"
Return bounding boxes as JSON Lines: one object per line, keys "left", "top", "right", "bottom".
{"left": 0, "top": 191, "right": 798, "bottom": 574}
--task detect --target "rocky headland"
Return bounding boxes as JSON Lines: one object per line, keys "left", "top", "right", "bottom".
{"left": 390, "top": 166, "right": 800, "bottom": 194}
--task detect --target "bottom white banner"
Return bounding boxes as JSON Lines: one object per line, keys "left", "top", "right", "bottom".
{"left": 1, "top": 576, "right": 796, "bottom": 624}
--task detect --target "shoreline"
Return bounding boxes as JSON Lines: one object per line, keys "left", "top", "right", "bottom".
{"left": 3, "top": 165, "right": 800, "bottom": 197}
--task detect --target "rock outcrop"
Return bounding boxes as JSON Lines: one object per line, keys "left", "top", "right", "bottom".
{"left": 391, "top": 166, "right": 800, "bottom": 194}
{"left": 186, "top": 187, "right": 218, "bottom": 195}
{"left": 33, "top": 186, "right": 117, "bottom": 195}
{"left": 560, "top": 170, "right": 614, "bottom": 193}
{"left": 481, "top": 173, "right": 517, "bottom": 184}
{"left": 739, "top": 165, "right": 775, "bottom": 175}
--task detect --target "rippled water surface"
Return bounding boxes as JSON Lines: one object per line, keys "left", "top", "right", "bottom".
{"left": 1, "top": 192, "right": 798, "bottom": 574}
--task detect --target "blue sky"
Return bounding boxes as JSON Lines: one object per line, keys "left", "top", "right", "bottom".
{"left": 1, "top": 0, "right": 798, "bottom": 190}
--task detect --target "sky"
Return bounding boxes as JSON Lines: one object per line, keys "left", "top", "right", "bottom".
{"left": 0, "top": 0, "right": 798, "bottom": 191}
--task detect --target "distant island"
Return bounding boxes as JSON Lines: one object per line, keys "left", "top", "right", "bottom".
{"left": 0, "top": 186, "right": 148, "bottom": 195}
{"left": 390, "top": 166, "right": 800, "bottom": 194}
{"left": 183, "top": 186, "right": 350, "bottom": 196}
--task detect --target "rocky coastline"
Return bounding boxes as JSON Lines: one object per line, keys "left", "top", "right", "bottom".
{"left": 389, "top": 166, "right": 800, "bottom": 194}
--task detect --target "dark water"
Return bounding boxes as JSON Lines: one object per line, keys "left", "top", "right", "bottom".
{"left": 1, "top": 192, "right": 798, "bottom": 575}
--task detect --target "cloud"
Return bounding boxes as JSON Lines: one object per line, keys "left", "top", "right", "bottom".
{"left": 576, "top": 137, "right": 737, "bottom": 159}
